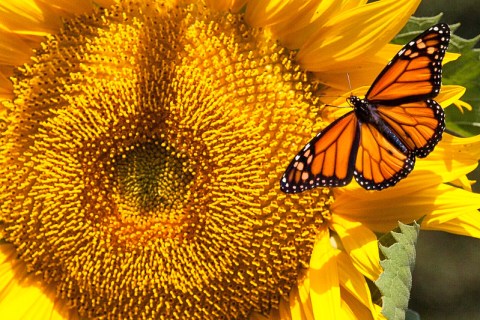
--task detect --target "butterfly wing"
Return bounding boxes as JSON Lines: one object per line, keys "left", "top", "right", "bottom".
{"left": 366, "top": 23, "right": 450, "bottom": 104}
{"left": 354, "top": 122, "right": 415, "bottom": 190}
{"left": 376, "top": 99, "right": 445, "bottom": 158}
{"left": 280, "top": 112, "right": 360, "bottom": 193}
{"left": 354, "top": 23, "right": 449, "bottom": 190}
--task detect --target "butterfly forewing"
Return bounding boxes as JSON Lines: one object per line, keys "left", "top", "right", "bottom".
{"left": 280, "top": 112, "right": 360, "bottom": 193}
{"left": 366, "top": 23, "right": 450, "bottom": 104}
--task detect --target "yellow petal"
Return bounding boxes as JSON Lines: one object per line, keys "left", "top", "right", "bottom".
{"left": 298, "top": 0, "right": 420, "bottom": 72}
{"left": 418, "top": 134, "right": 480, "bottom": 183}
{"left": 0, "top": 243, "right": 76, "bottom": 320}
{"left": 333, "top": 183, "right": 480, "bottom": 235}
{"left": 289, "top": 285, "right": 311, "bottom": 320}
{"left": 436, "top": 85, "right": 466, "bottom": 107}
{"left": 313, "top": 43, "right": 400, "bottom": 91}
{"left": 0, "top": 0, "right": 111, "bottom": 94}
{"left": 330, "top": 215, "right": 382, "bottom": 281}
{"left": 310, "top": 227, "right": 342, "bottom": 319}
{"left": 443, "top": 51, "right": 460, "bottom": 64}
{"left": 338, "top": 0, "right": 368, "bottom": 11}
{"left": 0, "top": 30, "right": 35, "bottom": 65}
{"left": 450, "top": 175, "right": 474, "bottom": 192}
{"left": 245, "top": 0, "right": 320, "bottom": 27}
{"left": 420, "top": 187, "right": 480, "bottom": 238}
{"left": 0, "top": 73, "right": 14, "bottom": 100}
{"left": 37, "top": 0, "right": 97, "bottom": 16}
{"left": 374, "top": 304, "right": 387, "bottom": 320}
{"left": 297, "top": 273, "right": 314, "bottom": 320}
{"left": 424, "top": 210, "right": 480, "bottom": 237}
{"left": 268, "top": 1, "right": 341, "bottom": 49}
{"left": 0, "top": 0, "right": 61, "bottom": 35}
{"left": 337, "top": 251, "right": 376, "bottom": 315}
{"left": 452, "top": 99, "right": 473, "bottom": 112}
{"left": 340, "top": 288, "right": 374, "bottom": 320}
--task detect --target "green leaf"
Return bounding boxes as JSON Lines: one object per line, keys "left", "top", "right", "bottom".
{"left": 376, "top": 221, "right": 420, "bottom": 320}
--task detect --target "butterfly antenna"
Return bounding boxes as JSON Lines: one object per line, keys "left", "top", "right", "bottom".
{"left": 323, "top": 104, "right": 351, "bottom": 109}
{"left": 346, "top": 73, "right": 352, "bottom": 93}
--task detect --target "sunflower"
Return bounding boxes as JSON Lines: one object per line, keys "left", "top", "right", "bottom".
{"left": 1, "top": 0, "right": 479, "bottom": 319}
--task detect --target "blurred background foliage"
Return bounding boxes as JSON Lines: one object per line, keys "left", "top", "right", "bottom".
{"left": 407, "top": 1, "right": 480, "bottom": 319}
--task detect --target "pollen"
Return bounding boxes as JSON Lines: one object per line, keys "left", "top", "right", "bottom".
{"left": 0, "top": 1, "right": 329, "bottom": 318}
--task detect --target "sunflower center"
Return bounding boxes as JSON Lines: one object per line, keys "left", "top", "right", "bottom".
{"left": 0, "top": 1, "right": 330, "bottom": 319}
{"left": 113, "top": 140, "right": 194, "bottom": 220}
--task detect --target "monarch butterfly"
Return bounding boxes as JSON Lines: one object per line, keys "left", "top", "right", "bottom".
{"left": 280, "top": 23, "right": 450, "bottom": 192}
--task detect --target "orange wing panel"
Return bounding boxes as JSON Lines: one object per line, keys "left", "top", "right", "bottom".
{"left": 354, "top": 123, "right": 414, "bottom": 190}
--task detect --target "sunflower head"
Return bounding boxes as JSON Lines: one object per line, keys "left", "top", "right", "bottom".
{"left": 0, "top": 1, "right": 333, "bottom": 318}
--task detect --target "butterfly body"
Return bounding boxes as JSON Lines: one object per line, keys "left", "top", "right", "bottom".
{"left": 349, "top": 96, "right": 410, "bottom": 155}
{"left": 281, "top": 23, "right": 450, "bottom": 192}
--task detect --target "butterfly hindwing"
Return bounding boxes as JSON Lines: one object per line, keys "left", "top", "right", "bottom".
{"left": 280, "top": 112, "right": 360, "bottom": 193}
{"left": 376, "top": 99, "right": 445, "bottom": 158}
{"left": 366, "top": 23, "right": 450, "bottom": 104}
{"left": 354, "top": 122, "right": 415, "bottom": 190}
